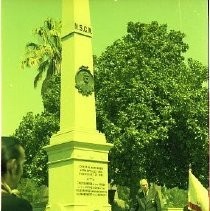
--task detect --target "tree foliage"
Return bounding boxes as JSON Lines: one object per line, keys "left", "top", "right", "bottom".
{"left": 21, "top": 18, "right": 62, "bottom": 91}
{"left": 41, "top": 73, "right": 61, "bottom": 117}
{"left": 94, "top": 21, "right": 208, "bottom": 194}
{"left": 14, "top": 75, "right": 60, "bottom": 185}
{"left": 15, "top": 20, "right": 208, "bottom": 196}
{"left": 17, "top": 18, "right": 62, "bottom": 186}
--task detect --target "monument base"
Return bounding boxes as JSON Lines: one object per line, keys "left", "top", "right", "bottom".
{"left": 45, "top": 203, "right": 111, "bottom": 211}
{"left": 44, "top": 131, "right": 113, "bottom": 211}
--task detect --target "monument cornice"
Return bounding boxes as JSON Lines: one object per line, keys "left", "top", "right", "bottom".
{"left": 44, "top": 140, "right": 113, "bottom": 152}
{"left": 61, "top": 31, "right": 92, "bottom": 42}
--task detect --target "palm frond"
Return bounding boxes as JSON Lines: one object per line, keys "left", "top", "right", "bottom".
{"left": 34, "top": 60, "right": 49, "bottom": 88}
{"left": 23, "top": 18, "right": 62, "bottom": 89}
{"left": 26, "top": 42, "right": 39, "bottom": 49}
{"left": 46, "top": 60, "right": 54, "bottom": 79}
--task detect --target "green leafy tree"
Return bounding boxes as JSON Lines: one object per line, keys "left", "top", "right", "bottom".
{"left": 21, "top": 18, "right": 62, "bottom": 92}
{"left": 41, "top": 73, "right": 61, "bottom": 116}
{"left": 16, "top": 18, "right": 62, "bottom": 186}
{"left": 14, "top": 74, "right": 60, "bottom": 185}
{"left": 16, "top": 20, "right": 208, "bottom": 199}
{"left": 94, "top": 21, "right": 208, "bottom": 198}
{"left": 14, "top": 111, "right": 59, "bottom": 185}
{"left": 161, "top": 186, "right": 188, "bottom": 208}
{"left": 17, "top": 178, "right": 48, "bottom": 206}
{"left": 145, "top": 58, "right": 208, "bottom": 188}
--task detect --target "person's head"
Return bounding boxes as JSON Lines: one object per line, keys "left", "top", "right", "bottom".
{"left": 1, "top": 137, "right": 26, "bottom": 189}
{"left": 140, "top": 179, "right": 149, "bottom": 192}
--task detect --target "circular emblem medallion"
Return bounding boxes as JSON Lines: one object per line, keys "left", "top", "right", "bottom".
{"left": 75, "top": 66, "right": 94, "bottom": 96}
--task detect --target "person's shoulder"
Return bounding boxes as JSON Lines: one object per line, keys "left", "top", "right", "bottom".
{"left": 2, "top": 193, "right": 32, "bottom": 211}
{"left": 136, "top": 189, "right": 144, "bottom": 197}
{"left": 15, "top": 196, "right": 32, "bottom": 209}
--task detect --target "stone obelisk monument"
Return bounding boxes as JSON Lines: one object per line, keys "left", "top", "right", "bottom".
{"left": 44, "top": 0, "right": 112, "bottom": 211}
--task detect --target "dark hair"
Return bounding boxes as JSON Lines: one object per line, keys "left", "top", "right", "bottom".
{"left": 1, "top": 136, "right": 22, "bottom": 175}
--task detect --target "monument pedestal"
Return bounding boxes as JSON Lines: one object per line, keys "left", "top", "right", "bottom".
{"left": 45, "top": 131, "right": 112, "bottom": 211}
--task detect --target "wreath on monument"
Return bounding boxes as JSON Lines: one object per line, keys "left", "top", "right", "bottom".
{"left": 75, "top": 66, "right": 94, "bottom": 96}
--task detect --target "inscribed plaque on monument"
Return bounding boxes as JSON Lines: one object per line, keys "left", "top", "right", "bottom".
{"left": 75, "top": 161, "right": 108, "bottom": 199}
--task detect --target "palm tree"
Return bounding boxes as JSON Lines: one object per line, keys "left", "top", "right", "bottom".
{"left": 22, "top": 18, "right": 62, "bottom": 92}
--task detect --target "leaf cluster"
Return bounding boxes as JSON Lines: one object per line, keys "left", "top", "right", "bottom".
{"left": 94, "top": 21, "right": 208, "bottom": 191}
{"left": 14, "top": 111, "right": 59, "bottom": 185}
{"left": 21, "top": 18, "right": 62, "bottom": 88}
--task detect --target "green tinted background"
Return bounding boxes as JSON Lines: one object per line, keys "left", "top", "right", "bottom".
{"left": 1, "top": 0, "right": 208, "bottom": 136}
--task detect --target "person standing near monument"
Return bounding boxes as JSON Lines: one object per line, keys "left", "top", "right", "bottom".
{"left": 1, "top": 136, "right": 33, "bottom": 211}
{"left": 131, "top": 179, "right": 161, "bottom": 211}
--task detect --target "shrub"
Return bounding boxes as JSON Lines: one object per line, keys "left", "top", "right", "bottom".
{"left": 162, "top": 186, "right": 187, "bottom": 208}
{"left": 17, "top": 178, "right": 48, "bottom": 206}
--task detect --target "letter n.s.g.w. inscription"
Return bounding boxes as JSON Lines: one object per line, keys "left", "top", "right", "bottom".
{"left": 75, "top": 23, "right": 92, "bottom": 34}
